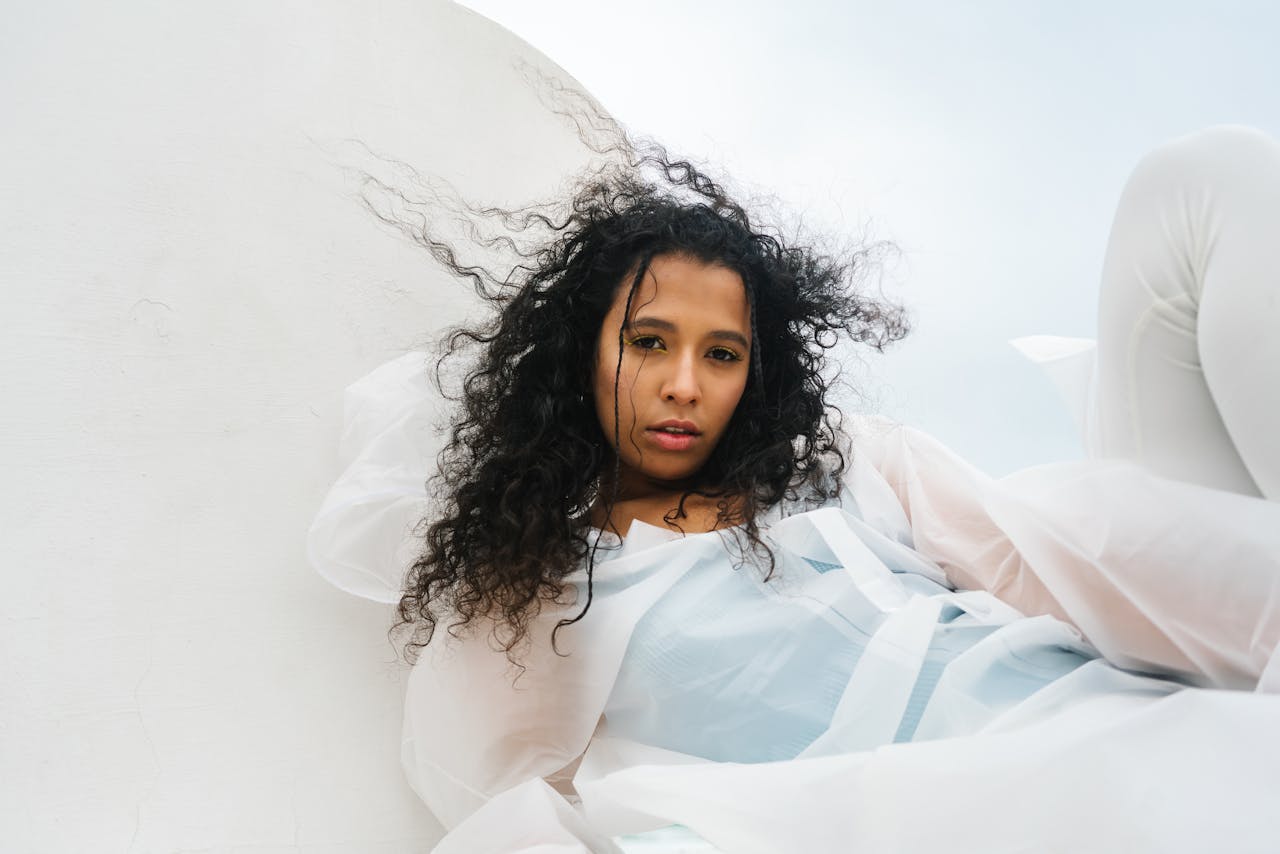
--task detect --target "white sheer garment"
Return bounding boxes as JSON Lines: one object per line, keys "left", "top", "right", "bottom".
{"left": 308, "top": 350, "right": 1280, "bottom": 853}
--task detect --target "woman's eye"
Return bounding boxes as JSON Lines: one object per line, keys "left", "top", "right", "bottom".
{"left": 627, "top": 335, "right": 665, "bottom": 351}
{"left": 708, "top": 347, "right": 742, "bottom": 362}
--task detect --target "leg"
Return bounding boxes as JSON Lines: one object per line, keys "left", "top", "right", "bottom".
{"left": 1094, "top": 125, "right": 1280, "bottom": 500}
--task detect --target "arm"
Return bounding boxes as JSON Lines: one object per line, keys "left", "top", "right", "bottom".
{"left": 400, "top": 610, "right": 614, "bottom": 829}
{"left": 306, "top": 353, "right": 612, "bottom": 826}
{"left": 307, "top": 351, "right": 445, "bottom": 602}
{"left": 850, "top": 416, "right": 1280, "bottom": 689}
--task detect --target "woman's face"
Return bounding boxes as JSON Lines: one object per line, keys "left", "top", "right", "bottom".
{"left": 592, "top": 253, "right": 752, "bottom": 495}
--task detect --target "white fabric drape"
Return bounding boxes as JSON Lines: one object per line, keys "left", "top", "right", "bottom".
{"left": 308, "top": 351, "right": 1280, "bottom": 852}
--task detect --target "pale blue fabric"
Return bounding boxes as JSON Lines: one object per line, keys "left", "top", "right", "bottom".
{"left": 595, "top": 492, "right": 1097, "bottom": 765}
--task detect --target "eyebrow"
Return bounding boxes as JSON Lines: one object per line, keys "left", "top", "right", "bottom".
{"left": 629, "top": 316, "right": 750, "bottom": 349}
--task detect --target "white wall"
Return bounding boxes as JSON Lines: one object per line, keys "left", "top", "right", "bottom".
{"left": 1, "top": 2, "right": 597, "bottom": 850}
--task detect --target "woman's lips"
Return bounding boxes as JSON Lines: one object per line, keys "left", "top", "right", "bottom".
{"left": 645, "top": 428, "right": 699, "bottom": 451}
{"left": 644, "top": 421, "right": 701, "bottom": 452}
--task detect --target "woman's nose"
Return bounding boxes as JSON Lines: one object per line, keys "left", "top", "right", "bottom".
{"left": 660, "top": 353, "right": 701, "bottom": 404}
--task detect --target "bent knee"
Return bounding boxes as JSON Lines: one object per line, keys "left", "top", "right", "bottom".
{"left": 1129, "top": 125, "right": 1280, "bottom": 196}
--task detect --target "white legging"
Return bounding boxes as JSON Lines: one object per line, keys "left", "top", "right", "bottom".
{"left": 1094, "top": 125, "right": 1280, "bottom": 501}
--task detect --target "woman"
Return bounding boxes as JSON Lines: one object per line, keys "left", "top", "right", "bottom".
{"left": 309, "top": 124, "right": 1280, "bottom": 852}
{"left": 394, "top": 142, "right": 912, "bottom": 670}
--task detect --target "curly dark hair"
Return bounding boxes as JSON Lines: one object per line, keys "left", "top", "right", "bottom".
{"left": 357, "top": 100, "right": 912, "bottom": 667}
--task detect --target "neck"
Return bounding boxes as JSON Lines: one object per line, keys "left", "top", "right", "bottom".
{"left": 589, "top": 476, "right": 746, "bottom": 539}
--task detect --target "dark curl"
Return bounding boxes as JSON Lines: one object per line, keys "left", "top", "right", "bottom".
{"left": 361, "top": 103, "right": 912, "bottom": 668}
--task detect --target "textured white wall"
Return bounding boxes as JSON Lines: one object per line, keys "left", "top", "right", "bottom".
{"left": 0, "top": 2, "right": 596, "bottom": 850}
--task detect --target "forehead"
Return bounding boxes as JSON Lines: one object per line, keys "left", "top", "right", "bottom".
{"left": 612, "top": 254, "right": 749, "bottom": 330}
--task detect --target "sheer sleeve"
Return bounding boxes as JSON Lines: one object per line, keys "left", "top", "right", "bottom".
{"left": 306, "top": 351, "right": 444, "bottom": 603}
{"left": 305, "top": 355, "right": 647, "bottom": 830}
{"left": 848, "top": 415, "right": 1280, "bottom": 690}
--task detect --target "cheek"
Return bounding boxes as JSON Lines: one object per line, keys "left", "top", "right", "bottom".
{"left": 718, "top": 373, "right": 750, "bottom": 419}
{"left": 703, "top": 384, "right": 748, "bottom": 441}
{"left": 593, "top": 343, "right": 646, "bottom": 404}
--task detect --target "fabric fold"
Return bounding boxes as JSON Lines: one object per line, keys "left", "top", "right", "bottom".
{"left": 308, "top": 352, "right": 1280, "bottom": 851}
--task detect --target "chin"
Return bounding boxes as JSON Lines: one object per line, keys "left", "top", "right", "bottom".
{"left": 645, "top": 465, "right": 706, "bottom": 486}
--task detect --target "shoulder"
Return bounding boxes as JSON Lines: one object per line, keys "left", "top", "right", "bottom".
{"left": 770, "top": 414, "right": 918, "bottom": 543}
{"left": 762, "top": 414, "right": 955, "bottom": 542}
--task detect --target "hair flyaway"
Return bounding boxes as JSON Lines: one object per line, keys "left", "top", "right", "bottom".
{"left": 351, "top": 87, "right": 912, "bottom": 669}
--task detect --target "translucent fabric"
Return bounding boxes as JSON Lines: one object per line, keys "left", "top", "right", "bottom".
{"left": 308, "top": 351, "right": 1280, "bottom": 852}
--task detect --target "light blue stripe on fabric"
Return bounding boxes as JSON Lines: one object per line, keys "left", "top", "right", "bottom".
{"left": 891, "top": 618, "right": 1002, "bottom": 742}
{"left": 805, "top": 556, "right": 951, "bottom": 600}
{"left": 805, "top": 556, "right": 842, "bottom": 574}
{"left": 802, "top": 557, "right": 998, "bottom": 744}
{"left": 893, "top": 658, "right": 947, "bottom": 743}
